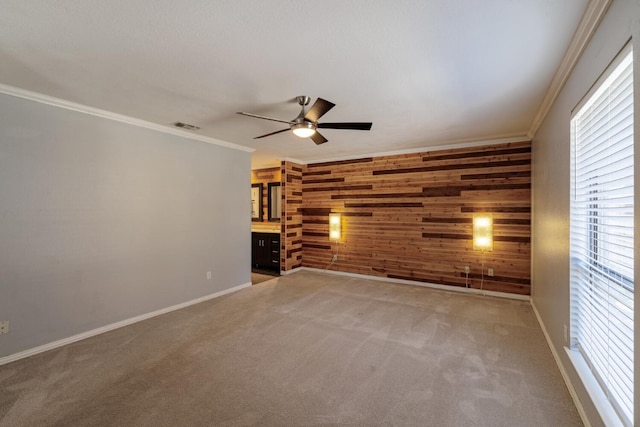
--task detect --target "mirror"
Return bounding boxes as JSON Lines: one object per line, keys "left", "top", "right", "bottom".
{"left": 268, "top": 183, "right": 281, "bottom": 221}
{"left": 251, "top": 183, "right": 263, "bottom": 221}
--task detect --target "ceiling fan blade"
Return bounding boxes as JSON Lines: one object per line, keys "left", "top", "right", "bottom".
{"left": 310, "top": 131, "right": 328, "bottom": 145}
{"left": 237, "top": 111, "right": 293, "bottom": 125}
{"left": 318, "top": 122, "right": 373, "bottom": 131}
{"left": 304, "top": 98, "right": 335, "bottom": 122}
{"left": 254, "top": 128, "right": 290, "bottom": 139}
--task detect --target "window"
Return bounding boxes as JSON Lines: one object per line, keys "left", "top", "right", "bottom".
{"left": 570, "top": 44, "right": 633, "bottom": 425}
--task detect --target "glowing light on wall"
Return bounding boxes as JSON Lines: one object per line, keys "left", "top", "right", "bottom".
{"left": 473, "top": 214, "right": 493, "bottom": 251}
{"left": 329, "top": 213, "right": 341, "bottom": 241}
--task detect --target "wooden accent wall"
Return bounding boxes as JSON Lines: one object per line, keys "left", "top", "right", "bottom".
{"left": 300, "top": 142, "right": 532, "bottom": 295}
{"left": 251, "top": 167, "right": 281, "bottom": 225}
{"left": 281, "top": 161, "right": 303, "bottom": 272}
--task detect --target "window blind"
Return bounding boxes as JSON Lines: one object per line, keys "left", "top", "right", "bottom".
{"left": 570, "top": 46, "right": 633, "bottom": 426}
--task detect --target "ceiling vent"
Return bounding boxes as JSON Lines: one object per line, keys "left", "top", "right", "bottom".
{"left": 174, "top": 122, "right": 200, "bottom": 130}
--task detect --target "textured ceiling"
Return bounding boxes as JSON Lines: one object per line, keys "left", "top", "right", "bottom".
{"left": 0, "top": 0, "right": 588, "bottom": 168}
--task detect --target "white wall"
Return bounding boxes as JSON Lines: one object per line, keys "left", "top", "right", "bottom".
{"left": 532, "top": 0, "right": 639, "bottom": 425}
{"left": 0, "top": 92, "right": 251, "bottom": 358}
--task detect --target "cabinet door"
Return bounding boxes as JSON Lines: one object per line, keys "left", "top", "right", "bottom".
{"left": 252, "top": 232, "right": 280, "bottom": 271}
{"left": 251, "top": 233, "right": 268, "bottom": 268}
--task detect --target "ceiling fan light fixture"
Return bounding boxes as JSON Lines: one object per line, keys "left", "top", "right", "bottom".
{"left": 291, "top": 122, "right": 316, "bottom": 138}
{"left": 237, "top": 96, "right": 372, "bottom": 142}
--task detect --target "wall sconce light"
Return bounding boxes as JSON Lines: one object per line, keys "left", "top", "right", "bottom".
{"left": 329, "top": 213, "right": 341, "bottom": 241}
{"left": 473, "top": 214, "right": 493, "bottom": 251}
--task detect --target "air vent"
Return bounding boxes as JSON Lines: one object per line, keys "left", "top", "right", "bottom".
{"left": 174, "top": 122, "right": 200, "bottom": 130}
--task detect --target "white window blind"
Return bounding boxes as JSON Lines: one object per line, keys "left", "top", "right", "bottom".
{"left": 570, "top": 45, "right": 634, "bottom": 426}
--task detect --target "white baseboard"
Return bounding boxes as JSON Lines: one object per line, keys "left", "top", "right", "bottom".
{"left": 530, "top": 300, "right": 590, "bottom": 427}
{"left": 293, "top": 267, "right": 530, "bottom": 301}
{"left": 280, "top": 266, "right": 302, "bottom": 276}
{"left": 0, "top": 282, "right": 251, "bottom": 366}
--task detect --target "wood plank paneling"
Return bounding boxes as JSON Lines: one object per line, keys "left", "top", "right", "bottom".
{"left": 281, "top": 161, "right": 303, "bottom": 272}
{"left": 300, "top": 142, "right": 531, "bottom": 295}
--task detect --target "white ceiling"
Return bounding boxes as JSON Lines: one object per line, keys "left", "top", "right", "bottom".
{"left": 0, "top": 0, "right": 589, "bottom": 169}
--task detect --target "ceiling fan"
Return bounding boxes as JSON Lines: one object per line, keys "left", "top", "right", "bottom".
{"left": 237, "top": 96, "right": 372, "bottom": 145}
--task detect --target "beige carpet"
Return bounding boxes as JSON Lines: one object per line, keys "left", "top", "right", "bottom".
{"left": 0, "top": 270, "right": 581, "bottom": 426}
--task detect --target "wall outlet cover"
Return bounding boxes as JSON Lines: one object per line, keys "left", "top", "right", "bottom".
{"left": 0, "top": 320, "right": 8, "bottom": 335}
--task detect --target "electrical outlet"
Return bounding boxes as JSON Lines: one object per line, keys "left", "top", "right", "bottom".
{"left": 487, "top": 267, "right": 494, "bottom": 277}
{"left": 464, "top": 265, "right": 470, "bottom": 274}
{"left": 206, "top": 271, "right": 212, "bottom": 280}
{"left": 0, "top": 320, "right": 9, "bottom": 335}
{"left": 332, "top": 254, "right": 338, "bottom": 262}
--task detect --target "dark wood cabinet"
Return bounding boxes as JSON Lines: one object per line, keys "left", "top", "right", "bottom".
{"left": 252, "top": 232, "right": 280, "bottom": 272}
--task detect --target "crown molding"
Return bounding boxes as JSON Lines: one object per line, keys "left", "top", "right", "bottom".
{"left": 274, "top": 135, "right": 530, "bottom": 168}
{"left": 0, "top": 84, "right": 254, "bottom": 153}
{"left": 279, "top": 157, "right": 307, "bottom": 165}
{"left": 527, "top": 0, "right": 612, "bottom": 138}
